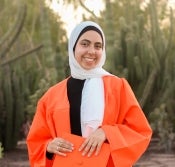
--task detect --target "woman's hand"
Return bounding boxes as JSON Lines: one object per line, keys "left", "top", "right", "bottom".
{"left": 79, "top": 128, "right": 106, "bottom": 157}
{"left": 46, "top": 138, "right": 74, "bottom": 156}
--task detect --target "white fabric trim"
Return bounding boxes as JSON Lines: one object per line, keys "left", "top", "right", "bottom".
{"left": 80, "top": 78, "right": 105, "bottom": 137}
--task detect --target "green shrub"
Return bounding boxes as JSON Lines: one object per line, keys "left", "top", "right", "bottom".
{"left": 0, "top": 142, "right": 3, "bottom": 158}
{"left": 150, "top": 103, "right": 175, "bottom": 152}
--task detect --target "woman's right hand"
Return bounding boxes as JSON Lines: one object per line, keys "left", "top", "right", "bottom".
{"left": 46, "top": 138, "right": 74, "bottom": 156}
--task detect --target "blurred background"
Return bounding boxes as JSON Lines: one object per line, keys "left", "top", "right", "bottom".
{"left": 0, "top": 0, "right": 175, "bottom": 166}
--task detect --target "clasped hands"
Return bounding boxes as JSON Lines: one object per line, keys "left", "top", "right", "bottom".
{"left": 46, "top": 128, "right": 106, "bottom": 157}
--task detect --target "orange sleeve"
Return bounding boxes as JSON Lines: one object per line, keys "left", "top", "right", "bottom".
{"left": 26, "top": 99, "right": 54, "bottom": 167}
{"left": 26, "top": 79, "right": 70, "bottom": 167}
{"left": 102, "top": 78, "right": 152, "bottom": 167}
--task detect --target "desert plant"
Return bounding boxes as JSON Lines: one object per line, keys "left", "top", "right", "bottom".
{"left": 0, "top": 142, "right": 3, "bottom": 158}
{"left": 150, "top": 103, "right": 175, "bottom": 152}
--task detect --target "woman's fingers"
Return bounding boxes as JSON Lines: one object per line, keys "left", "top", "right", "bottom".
{"left": 80, "top": 139, "right": 102, "bottom": 157}
{"left": 80, "top": 139, "right": 95, "bottom": 156}
{"left": 87, "top": 141, "right": 98, "bottom": 157}
{"left": 47, "top": 138, "right": 74, "bottom": 156}
{"left": 95, "top": 142, "right": 103, "bottom": 155}
{"left": 47, "top": 128, "right": 106, "bottom": 157}
{"left": 79, "top": 128, "right": 106, "bottom": 157}
{"left": 78, "top": 138, "right": 89, "bottom": 152}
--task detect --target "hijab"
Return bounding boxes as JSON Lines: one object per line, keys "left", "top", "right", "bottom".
{"left": 68, "top": 21, "right": 111, "bottom": 137}
{"left": 68, "top": 21, "right": 110, "bottom": 79}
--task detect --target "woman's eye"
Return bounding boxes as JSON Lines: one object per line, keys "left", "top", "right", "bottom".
{"left": 81, "top": 41, "right": 89, "bottom": 47}
{"left": 95, "top": 44, "right": 102, "bottom": 49}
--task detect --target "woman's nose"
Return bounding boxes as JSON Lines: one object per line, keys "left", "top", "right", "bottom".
{"left": 88, "top": 46, "right": 95, "bottom": 54}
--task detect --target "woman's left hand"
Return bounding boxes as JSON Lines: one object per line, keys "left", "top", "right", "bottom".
{"left": 79, "top": 128, "right": 106, "bottom": 157}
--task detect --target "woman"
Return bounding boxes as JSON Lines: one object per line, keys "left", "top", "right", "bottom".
{"left": 27, "top": 21, "right": 152, "bottom": 167}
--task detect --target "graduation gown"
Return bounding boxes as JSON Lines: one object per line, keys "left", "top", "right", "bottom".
{"left": 26, "top": 75, "right": 152, "bottom": 167}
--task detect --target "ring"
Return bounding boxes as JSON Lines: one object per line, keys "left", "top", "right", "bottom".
{"left": 58, "top": 142, "right": 62, "bottom": 147}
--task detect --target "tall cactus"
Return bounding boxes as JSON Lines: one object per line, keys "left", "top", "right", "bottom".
{"left": 0, "top": 3, "right": 27, "bottom": 150}
{"left": 0, "top": 44, "right": 43, "bottom": 67}
{"left": 0, "top": 2, "right": 43, "bottom": 150}
{"left": 141, "top": 0, "right": 175, "bottom": 109}
{"left": 1, "top": 67, "right": 14, "bottom": 149}
{"left": 102, "top": 0, "right": 175, "bottom": 115}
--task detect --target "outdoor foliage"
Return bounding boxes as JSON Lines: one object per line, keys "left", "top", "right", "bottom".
{"left": 0, "top": 142, "right": 3, "bottom": 158}
{"left": 0, "top": 0, "right": 67, "bottom": 150}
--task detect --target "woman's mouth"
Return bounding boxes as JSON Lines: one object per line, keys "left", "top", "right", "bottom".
{"left": 84, "top": 57, "right": 95, "bottom": 62}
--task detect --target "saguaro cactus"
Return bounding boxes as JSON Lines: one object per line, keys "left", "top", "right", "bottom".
{"left": 0, "top": 3, "right": 43, "bottom": 150}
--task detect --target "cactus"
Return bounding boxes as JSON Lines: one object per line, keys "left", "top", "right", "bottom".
{"left": 0, "top": 3, "right": 26, "bottom": 58}
{"left": 0, "top": 44, "right": 43, "bottom": 67}
{"left": 0, "top": 2, "right": 43, "bottom": 150}
{"left": 0, "top": 142, "right": 3, "bottom": 158}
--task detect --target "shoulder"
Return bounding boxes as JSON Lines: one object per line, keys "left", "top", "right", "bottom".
{"left": 39, "top": 78, "right": 68, "bottom": 102}
{"left": 103, "top": 75, "right": 128, "bottom": 86}
{"left": 102, "top": 75, "right": 132, "bottom": 93}
{"left": 48, "top": 78, "right": 68, "bottom": 91}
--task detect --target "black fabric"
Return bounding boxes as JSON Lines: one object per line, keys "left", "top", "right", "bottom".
{"left": 73, "top": 25, "right": 103, "bottom": 51}
{"left": 46, "top": 151, "right": 54, "bottom": 160}
{"left": 67, "top": 77, "right": 85, "bottom": 136}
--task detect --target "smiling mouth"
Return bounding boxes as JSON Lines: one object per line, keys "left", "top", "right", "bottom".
{"left": 84, "top": 57, "right": 95, "bottom": 62}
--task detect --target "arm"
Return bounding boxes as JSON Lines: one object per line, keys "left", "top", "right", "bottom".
{"left": 102, "top": 78, "right": 152, "bottom": 167}
{"left": 26, "top": 82, "right": 73, "bottom": 167}
{"left": 26, "top": 99, "right": 54, "bottom": 167}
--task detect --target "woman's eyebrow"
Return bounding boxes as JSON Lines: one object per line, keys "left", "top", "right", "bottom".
{"left": 81, "top": 39, "right": 102, "bottom": 44}
{"left": 80, "top": 39, "right": 90, "bottom": 43}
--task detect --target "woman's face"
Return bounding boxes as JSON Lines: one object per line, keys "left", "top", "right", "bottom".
{"left": 74, "top": 30, "right": 103, "bottom": 70}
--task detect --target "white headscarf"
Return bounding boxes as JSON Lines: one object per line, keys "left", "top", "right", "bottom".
{"left": 68, "top": 21, "right": 111, "bottom": 137}
{"left": 68, "top": 21, "right": 110, "bottom": 79}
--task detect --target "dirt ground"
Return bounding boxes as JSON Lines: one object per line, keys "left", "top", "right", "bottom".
{"left": 0, "top": 139, "right": 175, "bottom": 167}
{"left": 0, "top": 140, "right": 29, "bottom": 167}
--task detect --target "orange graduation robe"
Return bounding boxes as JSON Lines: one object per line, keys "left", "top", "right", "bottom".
{"left": 27, "top": 75, "right": 152, "bottom": 167}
